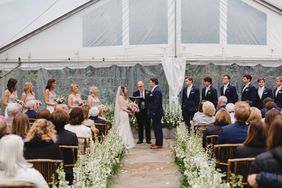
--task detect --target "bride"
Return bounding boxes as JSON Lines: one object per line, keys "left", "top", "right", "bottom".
{"left": 114, "top": 86, "right": 136, "bottom": 149}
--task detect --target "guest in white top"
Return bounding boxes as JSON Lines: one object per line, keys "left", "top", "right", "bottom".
{"left": 21, "top": 82, "right": 36, "bottom": 113}
{"left": 193, "top": 101, "right": 215, "bottom": 126}
{"left": 87, "top": 86, "right": 101, "bottom": 108}
{"left": 226, "top": 103, "right": 236, "bottom": 123}
{"left": 2, "top": 78, "right": 18, "bottom": 118}
{"left": 0, "top": 135, "right": 48, "bottom": 188}
{"left": 67, "top": 84, "right": 83, "bottom": 109}
{"left": 44, "top": 79, "right": 57, "bottom": 113}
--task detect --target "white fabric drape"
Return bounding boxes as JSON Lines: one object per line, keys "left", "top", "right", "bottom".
{"left": 161, "top": 57, "right": 186, "bottom": 108}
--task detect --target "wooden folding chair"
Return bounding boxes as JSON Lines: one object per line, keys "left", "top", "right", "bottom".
{"left": 0, "top": 182, "right": 35, "bottom": 188}
{"left": 27, "top": 159, "right": 62, "bottom": 186}
{"left": 205, "top": 135, "right": 218, "bottom": 157}
{"left": 214, "top": 144, "right": 242, "bottom": 166}
{"left": 193, "top": 123, "right": 212, "bottom": 135}
{"left": 227, "top": 158, "right": 255, "bottom": 186}
{"left": 59, "top": 145, "right": 79, "bottom": 168}
{"left": 77, "top": 137, "right": 91, "bottom": 155}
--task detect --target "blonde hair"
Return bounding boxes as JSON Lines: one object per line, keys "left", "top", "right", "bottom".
{"left": 203, "top": 101, "right": 216, "bottom": 117}
{"left": 247, "top": 107, "right": 262, "bottom": 124}
{"left": 24, "top": 82, "right": 33, "bottom": 94}
{"left": 89, "top": 86, "right": 97, "bottom": 95}
{"left": 12, "top": 113, "right": 30, "bottom": 138}
{"left": 70, "top": 84, "right": 78, "bottom": 93}
{"left": 25, "top": 119, "right": 57, "bottom": 143}
{"left": 234, "top": 101, "right": 251, "bottom": 122}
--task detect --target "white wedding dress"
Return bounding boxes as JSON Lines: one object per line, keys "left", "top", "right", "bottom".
{"left": 114, "top": 87, "right": 136, "bottom": 149}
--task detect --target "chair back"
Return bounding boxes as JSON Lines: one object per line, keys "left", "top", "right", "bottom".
{"left": 27, "top": 159, "right": 62, "bottom": 186}
{"left": 193, "top": 124, "right": 212, "bottom": 135}
{"left": 0, "top": 182, "right": 35, "bottom": 188}
{"left": 227, "top": 158, "right": 255, "bottom": 185}
{"left": 59, "top": 145, "right": 79, "bottom": 168}
{"left": 77, "top": 137, "right": 91, "bottom": 154}
{"left": 214, "top": 144, "right": 243, "bottom": 166}
{"left": 205, "top": 135, "right": 218, "bottom": 157}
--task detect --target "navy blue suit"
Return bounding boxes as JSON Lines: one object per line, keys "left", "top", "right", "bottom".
{"left": 148, "top": 86, "right": 163, "bottom": 146}
{"left": 220, "top": 84, "right": 238, "bottom": 104}
{"left": 241, "top": 84, "right": 257, "bottom": 106}
{"left": 181, "top": 85, "right": 200, "bottom": 130}
{"left": 256, "top": 87, "right": 273, "bottom": 110}
{"left": 202, "top": 86, "right": 218, "bottom": 107}
{"left": 274, "top": 87, "right": 282, "bottom": 108}
{"left": 216, "top": 122, "right": 248, "bottom": 144}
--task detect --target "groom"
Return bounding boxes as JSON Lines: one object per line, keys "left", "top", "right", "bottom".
{"left": 148, "top": 78, "right": 163, "bottom": 149}
{"left": 133, "top": 81, "right": 151, "bottom": 144}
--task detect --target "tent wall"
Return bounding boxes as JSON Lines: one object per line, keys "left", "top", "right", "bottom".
{"left": 1, "top": 62, "right": 281, "bottom": 114}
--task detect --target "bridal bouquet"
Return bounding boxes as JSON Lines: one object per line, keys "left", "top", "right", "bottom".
{"left": 55, "top": 96, "right": 65, "bottom": 104}
{"left": 127, "top": 102, "right": 139, "bottom": 113}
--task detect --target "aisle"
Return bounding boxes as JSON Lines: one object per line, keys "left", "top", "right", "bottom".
{"left": 111, "top": 139, "right": 180, "bottom": 188}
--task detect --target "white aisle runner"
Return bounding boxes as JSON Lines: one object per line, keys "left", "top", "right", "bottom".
{"left": 111, "top": 139, "right": 180, "bottom": 188}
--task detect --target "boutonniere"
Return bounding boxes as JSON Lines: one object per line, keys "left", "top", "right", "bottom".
{"left": 279, "top": 91, "right": 282, "bottom": 93}
{"left": 150, "top": 93, "right": 153, "bottom": 96}
{"left": 245, "top": 89, "right": 249, "bottom": 92}
{"left": 207, "top": 91, "right": 211, "bottom": 94}
{"left": 190, "top": 92, "right": 194, "bottom": 94}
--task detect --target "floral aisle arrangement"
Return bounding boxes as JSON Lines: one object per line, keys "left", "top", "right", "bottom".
{"left": 174, "top": 124, "right": 226, "bottom": 188}
{"left": 162, "top": 102, "right": 182, "bottom": 129}
{"left": 73, "top": 126, "right": 126, "bottom": 188}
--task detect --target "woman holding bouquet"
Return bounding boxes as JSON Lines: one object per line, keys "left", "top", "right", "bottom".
{"left": 2, "top": 78, "right": 18, "bottom": 118}
{"left": 44, "top": 79, "right": 57, "bottom": 113}
{"left": 21, "top": 82, "right": 36, "bottom": 112}
{"left": 87, "top": 86, "right": 101, "bottom": 108}
{"left": 114, "top": 85, "right": 135, "bottom": 149}
{"left": 67, "top": 84, "right": 83, "bottom": 109}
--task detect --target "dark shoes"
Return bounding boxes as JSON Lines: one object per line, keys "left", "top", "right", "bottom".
{"left": 146, "top": 141, "right": 152, "bottom": 144}
{"left": 137, "top": 141, "right": 143, "bottom": 144}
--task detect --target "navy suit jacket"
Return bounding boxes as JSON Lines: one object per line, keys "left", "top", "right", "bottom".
{"left": 274, "top": 87, "right": 282, "bottom": 108}
{"left": 202, "top": 86, "right": 218, "bottom": 107}
{"left": 181, "top": 86, "right": 200, "bottom": 113}
{"left": 216, "top": 122, "right": 248, "bottom": 144}
{"left": 241, "top": 84, "right": 257, "bottom": 106}
{"left": 256, "top": 87, "right": 273, "bottom": 109}
{"left": 220, "top": 84, "right": 238, "bottom": 104}
{"left": 148, "top": 86, "right": 163, "bottom": 118}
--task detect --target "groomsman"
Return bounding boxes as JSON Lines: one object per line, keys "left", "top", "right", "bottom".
{"left": 202, "top": 77, "right": 218, "bottom": 107}
{"left": 181, "top": 76, "right": 200, "bottom": 131}
{"left": 133, "top": 81, "right": 151, "bottom": 144}
{"left": 148, "top": 78, "right": 163, "bottom": 149}
{"left": 274, "top": 76, "right": 282, "bottom": 108}
{"left": 220, "top": 74, "right": 238, "bottom": 104}
{"left": 256, "top": 77, "right": 273, "bottom": 110}
{"left": 241, "top": 74, "right": 257, "bottom": 106}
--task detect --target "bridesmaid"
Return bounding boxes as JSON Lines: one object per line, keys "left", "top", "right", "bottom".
{"left": 87, "top": 86, "right": 101, "bottom": 108}
{"left": 21, "top": 82, "right": 36, "bottom": 112}
{"left": 67, "top": 84, "right": 83, "bottom": 109}
{"left": 2, "top": 78, "right": 18, "bottom": 118}
{"left": 44, "top": 79, "right": 57, "bottom": 113}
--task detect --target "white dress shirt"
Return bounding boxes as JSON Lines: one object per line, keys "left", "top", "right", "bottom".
{"left": 276, "top": 86, "right": 282, "bottom": 97}
{"left": 151, "top": 85, "right": 157, "bottom": 92}
{"left": 223, "top": 83, "right": 229, "bottom": 95}
{"left": 187, "top": 85, "right": 193, "bottom": 98}
{"left": 258, "top": 86, "right": 264, "bottom": 99}
{"left": 205, "top": 85, "right": 211, "bottom": 96}
{"left": 242, "top": 83, "right": 250, "bottom": 92}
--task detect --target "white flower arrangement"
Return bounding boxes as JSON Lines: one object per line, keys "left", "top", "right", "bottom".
{"left": 162, "top": 102, "right": 183, "bottom": 129}
{"left": 73, "top": 126, "right": 126, "bottom": 188}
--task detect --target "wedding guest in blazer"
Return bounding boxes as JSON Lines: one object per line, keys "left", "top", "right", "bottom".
{"left": 202, "top": 77, "right": 218, "bottom": 107}
{"left": 220, "top": 74, "right": 238, "bottom": 104}
{"left": 181, "top": 76, "right": 200, "bottom": 131}
{"left": 234, "top": 120, "right": 267, "bottom": 158}
{"left": 217, "top": 101, "right": 251, "bottom": 144}
{"left": 241, "top": 74, "right": 257, "bottom": 106}
{"left": 274, "top": 76, "right": 282, "bottom": 108}
{"left": 260, "top": 97, "right": 274, "bottom": 118}
{"left": 256, "top": 77, "right": 273, "bottom": 110}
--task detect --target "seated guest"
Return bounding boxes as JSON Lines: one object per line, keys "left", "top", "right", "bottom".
{"left": 25, "top": 100, "right": 38, "bottom": 119}
{"left": 0, "top": 135, "right": 48, "bottom": 188}
{"left": 12, "top": 113, "right": 30, "bottom": 138}
{"left": 65, "top": 107, "right": 92, "bottom": 139}
{"left": 50, "top": 110, "right": 78, "bottom": 185}
{"left": 226, "top": 103, "right": 235, "bottom": 123}
{"left": 89, "top": 106, "right": 107, "bottom": 124}
{"left": 248, "top": 172, "right": 282, "bottom": 188}
{"left": 248, "top": 117, "right": 282, "bottom": 187}
{"left": 36, "top": 109, "right": 51, "bottom": 120}
{"left": 24, "top": 119, "right": 62, "bottom": 160}
{"left": 234, "top": 120, "right": 267, "bottom": 158}
{"left": 260, "top": 97, "right": 274, "bottom": 118}
{"left": 81, "top": 105, "right": 99, "bottom": 133}
{"left": 246, "top": 107, "right": 262, "bottom": 124}
{"left": 202, "top": 109, "right": 231, "bottom": 148}
{"left": 217, "top": 96, "right": 227, "bottom": 111}
{"left": 5, "top": 103, "right": 22, "bottom": 130}
{"left": 264, "top": 108, "right": 281, "bottom": 130}
{"left": 193, "top": 101, "right": 215, "bottom": 126}
{"left": 217, "top": 101, "right": 251, "bottom": 144}
{"left": 55, "top": 104, "right": 69, "bottom": 113}
{"left": 0, "top": 120, "right": 8, "bottom": 139}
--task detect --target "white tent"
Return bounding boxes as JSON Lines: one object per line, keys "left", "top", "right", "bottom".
{"left": 0, "top": 0, "right": 282, "bottom": 69}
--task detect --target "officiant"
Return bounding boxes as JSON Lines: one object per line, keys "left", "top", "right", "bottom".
{"left": 133, "top": 81, "right": 151, "bottom": 144}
